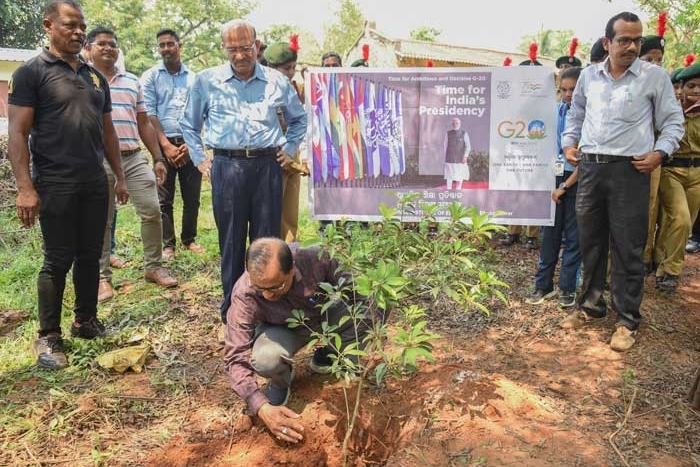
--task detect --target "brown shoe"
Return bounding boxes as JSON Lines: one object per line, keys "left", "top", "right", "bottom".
{"left": 145, "top": 268, "right": 178, "bottom": 288}
{"left": 162, "top": 247, "right": 175, "bottom": 262}
{"left": 109, "top": 255, "right": 128, "bottom": 269}
{"left": 559, "top": 310, "right": 605, "bottom": 329}
{"left": 610, "top": 325, "right": 637, "bottom": 352}
{"left": 186, "top": 242, "right": 205, "bottom": 254}
{"left": 98, "top": 280, "right": 114, "bottom": 302}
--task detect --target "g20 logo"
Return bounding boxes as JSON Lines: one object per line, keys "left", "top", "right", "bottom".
{"left": 497, "top": 120, "right": 527, "bottom": 138}
{"left": 497, "top": 119, "right": 546, "bottom": 139}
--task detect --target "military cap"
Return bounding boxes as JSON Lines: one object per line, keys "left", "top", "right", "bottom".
{"left": 589, "top": 38, "right": 607, "bottom": 63}
{"left": 556, "top": 56, "right": 582, "bottom": 68}
{"left": 670, "top": 68, "right": 684, "bottom": 84}
{"left": 351, "top": 44, "right": 370, "bottom": 67}
{"left": 639, "top": 35, "right": 664, "bottom": 57}
{"left": 351, "top": 59, "right": 368, "bottom": 67}
{"left": 520, "top": 43, "right": 541, "bottom": 66}
{"left": 263, "top": 42, "right": 297, "bottom": 66}
{"left": 677, "top": 63, "right": 700, "bottom": 83}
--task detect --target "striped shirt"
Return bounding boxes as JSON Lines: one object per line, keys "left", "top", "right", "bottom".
{"left": 108, "top": 71, "right": 146, "bottom": 151}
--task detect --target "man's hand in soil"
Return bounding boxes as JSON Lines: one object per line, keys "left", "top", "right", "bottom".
{"left": 258, "top": 403, "right": 304, "bottom": 443}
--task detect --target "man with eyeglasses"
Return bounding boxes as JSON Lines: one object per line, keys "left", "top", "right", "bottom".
{"left": 7, "top": 0, "right": 128, "bottom": 369}
{"left": 223, "top": 237, "right": 376, "bottom": 443}
{"left": 180, "top": 19, "right": 307, "bottom": 325}
{"left": 85, "top": 26, "right": 178, "bottom": 299}
{"left": 559, "top": 12, "right": 684, "bottom": 351}
{"left": 141, "top": 29, "right": 204, "bottom": 264}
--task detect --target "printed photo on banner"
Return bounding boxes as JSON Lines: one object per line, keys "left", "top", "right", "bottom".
{"left": 305, "top": 67, "right": 557, "bottom": 225}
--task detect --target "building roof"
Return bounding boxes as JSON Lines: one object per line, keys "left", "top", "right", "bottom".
{"left": 346, "top": 23, "right": 556, "bottom": 68}
{"left": 0, "top": 47, "right": 41, "bottom": 62}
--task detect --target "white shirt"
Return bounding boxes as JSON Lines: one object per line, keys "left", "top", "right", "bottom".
{"left": 561, "top": 57, "right": 684, "bottom": 157}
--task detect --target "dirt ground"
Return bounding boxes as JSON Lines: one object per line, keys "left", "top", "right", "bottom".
{"left": 3, "top": 241, "right": 700, "bottom": 467}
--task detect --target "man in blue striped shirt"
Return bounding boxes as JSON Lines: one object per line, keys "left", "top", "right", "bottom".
{"left": 180, "top": 19, "right": 307, "bottom": 324}
{"left": 86, "top": 27, "right": 178, "bottom": 301}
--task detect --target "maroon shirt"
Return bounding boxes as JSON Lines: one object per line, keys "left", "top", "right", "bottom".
{"left": 223, "top": 245, "right": 348, "bottom": 414}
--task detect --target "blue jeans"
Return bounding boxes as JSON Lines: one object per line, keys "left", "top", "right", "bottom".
{"left": 35, "top": 176, "right": 109, "bottom": 335}
{"left": 534, "top": 173, "right": 581, "bottom": 293}
{"left": 211, "top": 154, "right": 282, "bottom": 323}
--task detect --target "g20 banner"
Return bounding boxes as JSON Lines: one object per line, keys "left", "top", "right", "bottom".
{"left": 304, "top": 67, "right": 558, "bottom": 226}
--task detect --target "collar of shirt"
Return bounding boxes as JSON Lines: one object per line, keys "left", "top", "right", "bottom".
{"left": 220, "top": 62, "right": 268, "bottom": 84}
{"left": 156, "top": 60, "right": 189, "bottom": 76}
{"left": 596, "top": 57, "right": 642, "bottom": 80}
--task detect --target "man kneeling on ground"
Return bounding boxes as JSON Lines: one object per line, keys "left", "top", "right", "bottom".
{"left": 223, "top": 237, "right": 380, "bottom": 442}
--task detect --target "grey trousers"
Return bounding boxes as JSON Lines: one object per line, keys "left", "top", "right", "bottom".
{"left": 250, "top": 301, "right": 371, "bottom": 388}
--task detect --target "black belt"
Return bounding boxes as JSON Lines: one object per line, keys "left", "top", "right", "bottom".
{"left": 663, "top": 158, "right": 700, "bottom": 168}
{"left": 121, "top": 148, "right": 140, "bottom": 157}
{"left": 214, "top": 147, "right": 277, "bottom": 158}
{"left": 167, "top": 136, "right": 185, "bottom": 145}
{"left": 578, "top": 153, "right": 630, "bottom": 164}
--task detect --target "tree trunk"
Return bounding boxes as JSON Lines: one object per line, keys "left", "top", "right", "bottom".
{"left": 689, "top": 367, "right": 700, "bottom": 410}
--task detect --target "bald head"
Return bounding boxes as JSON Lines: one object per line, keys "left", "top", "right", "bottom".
{"left": 246, "top": 237, "right": 293, "bottom": 278}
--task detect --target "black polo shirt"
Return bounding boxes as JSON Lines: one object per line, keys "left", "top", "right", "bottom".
{"left": 8, "top": 48, "right": 112, "bottom": 183}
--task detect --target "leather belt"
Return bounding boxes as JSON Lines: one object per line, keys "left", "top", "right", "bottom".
{"left": 120, "top": 148, "right": 140, "bottom": 157}
{"left": 663, "top": 158, "right": 700, "bottom": 168}
{"left": 167, "top": 136, "right": 185, "bottom": 145}
{"left": 214, "top": 147, "right": 277, "bottom": 158}
{"left": 578, "top": 153, "right": 630, "bottom": 164}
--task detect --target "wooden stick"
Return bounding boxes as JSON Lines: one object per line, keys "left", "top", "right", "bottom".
{"left": 608, "top": 387, "right": 637, "bottom": 467}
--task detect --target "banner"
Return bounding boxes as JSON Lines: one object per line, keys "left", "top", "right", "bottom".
{"left": 305, "top": 67, "right": 558, "bottom": 226}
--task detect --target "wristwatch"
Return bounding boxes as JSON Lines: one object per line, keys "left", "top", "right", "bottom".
{"left": 657, "top": 150, "right": 670, "bottom": 162}
{"left": 558, "top": 182, "right": 568, "bottom": 191}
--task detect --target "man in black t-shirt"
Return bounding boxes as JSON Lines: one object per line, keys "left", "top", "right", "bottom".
{"left": 7, "top": 0, "right": 128, "bottom": 369}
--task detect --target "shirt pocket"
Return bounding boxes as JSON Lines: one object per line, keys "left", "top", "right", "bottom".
{"left": 612, "top": 90, "right": 646, "bottom": 123}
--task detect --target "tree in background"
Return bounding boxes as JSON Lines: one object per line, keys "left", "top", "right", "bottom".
{"left": 322, "top": 0, "right": 365, "bottom": 58}
{"left": 634, "top": 0, "right": 700, "bottom": 68}
{"left": 0, "top": 0, "right": 44, "bottom": 49}
{"left": 518, "top": 29, "right": 591, "bottom": 62}
{"left": 260, "top": 24, "right": 323, "bottom": 66}
{"left": 409, "top": 27, "right": 442, "bottom": 42}
{"left": 82, "top": 0, "right": 255, "bottom": 75}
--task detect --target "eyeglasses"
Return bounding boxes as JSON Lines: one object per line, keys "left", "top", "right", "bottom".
{"left": 248, "top": 275, "right": 289, "bottom": 294}
{"left": 225, "top": 43, "right": 255, "bottom": 55}
{"left": 158, "top": 41, "right": 178, "bottom": 49}
{"left": 613, "top": 36, "right": 645, "bottom": 47}
{"left": 91, "top": 41, "right": 119, "bottom": 49}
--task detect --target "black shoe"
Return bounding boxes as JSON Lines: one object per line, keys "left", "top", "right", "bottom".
{"left": 499, "top": 234, "right": 520, "bottom": 246}
{"left": 524, "top": 288, "right": 556, "bottom": 305}
{"left": 557, "top": 290, "right": 576, "bottom": 308}
{"left": 309, "top": 347, "right": 335, "bottom": 374}
{"left": 33, "top": 335, "right": 68, "bottom": 369}
{"left": 524, "top": 237, "right": 538, "bottom": 250}
{"left": 70, "top": 317, "right": 106, "bottom": 339}
{"left": 657, "top": 274, "right": 679, "bottom": 293}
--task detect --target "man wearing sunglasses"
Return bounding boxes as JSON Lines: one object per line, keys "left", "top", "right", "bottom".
{"left": 223, "top": 237, "right": 377, "bottom": 444}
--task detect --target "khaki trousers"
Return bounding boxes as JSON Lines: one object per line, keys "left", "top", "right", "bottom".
{"left": 656, "top": 166, "right": 700, "bottom": 276}
{"left": 281, "top": 159, "right": 301, "bottom": 242}
{"left": 507, "top": 225, "right": 540, "bottom": 238}
{"left": 643, "top": 167, "right": 662, "bottom": 264}
{"left": 100, "top": 151, "right": 163, "bottom": 281}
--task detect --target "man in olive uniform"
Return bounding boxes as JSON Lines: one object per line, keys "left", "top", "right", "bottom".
{"left": 263, "top": 39, "right": 310, "bottom": 242}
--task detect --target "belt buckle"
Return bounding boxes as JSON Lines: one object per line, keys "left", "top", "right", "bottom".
{"left": 595, "top": 154, "right": 606, "bottom": 164}
{"left": 245, "top": 148, "right": 254, "bottom": 158}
